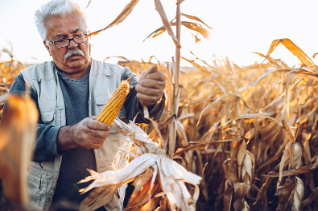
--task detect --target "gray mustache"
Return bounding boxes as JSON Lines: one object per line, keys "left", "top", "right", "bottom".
{"left": 64, "top": 50, "right": 84, "bottom": 60}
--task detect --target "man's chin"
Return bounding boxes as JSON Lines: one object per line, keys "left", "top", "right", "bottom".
{"left": 66, "top": 58, "right": 86, "bottom": 69}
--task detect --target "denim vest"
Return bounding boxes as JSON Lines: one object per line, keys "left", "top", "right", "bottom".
{"left": 22, "top": 59, "right": 129, "bottom": 211}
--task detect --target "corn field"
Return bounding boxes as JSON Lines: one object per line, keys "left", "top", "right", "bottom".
{"left": 2, "top": 0, "right": 318, "bottom": 210}
{"left": 105, "top": 39, "right": 318, "bottom": 211}
{"left": 1, "top": 37, "right": 318, "bottom": 210}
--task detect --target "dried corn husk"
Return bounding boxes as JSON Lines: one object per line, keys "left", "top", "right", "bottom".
{"left": 222, "top": 138, "right": 254, "bottom": 211}
{"left": 291, "top": 177, "right": 304, "bottom": 211}
{"left": 79, "top": 119, "right": 201, "bottom": 211}
{"left": 278, "top": 141, "right": 302, "bottom": 189}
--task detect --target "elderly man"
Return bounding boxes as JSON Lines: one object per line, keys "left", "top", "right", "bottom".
{"left": 6, "top": 0, "right": 166, "bottom": 210}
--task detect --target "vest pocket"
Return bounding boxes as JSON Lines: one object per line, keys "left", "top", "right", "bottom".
{"left": 28, "top": 164, "right": 53, "bottom": 210}
{"left": 95, "top": 94, "right": 126, "bottom": 120}
{"left": 39, "top": 100, "right": 56, "bottom": 123}
{"left": 95, "top": 94, "right": 110, "bottom": 114}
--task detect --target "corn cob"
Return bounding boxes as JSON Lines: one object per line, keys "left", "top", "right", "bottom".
{"left": 97, "top": 82, "right": 129, "bottom": 125}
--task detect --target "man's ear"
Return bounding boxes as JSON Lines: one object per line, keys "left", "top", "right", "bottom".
{"left": 43, "top": 40, "right": 50, "bottom": 52}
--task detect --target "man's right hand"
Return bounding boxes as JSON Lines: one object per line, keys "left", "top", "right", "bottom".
{"left": 70, "top": 116, "right": 111, "bottom": 149}
{"left": 57, "top": 116, "right": 111, "bottom": 152}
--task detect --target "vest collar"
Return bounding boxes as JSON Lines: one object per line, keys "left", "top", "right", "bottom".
{"left": 90, "top": 58, "right": 114, "bottom": 77}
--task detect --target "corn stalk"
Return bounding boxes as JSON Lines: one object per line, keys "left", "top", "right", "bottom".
{"left": 173, "top": 0, "right": 181, "bottom": 116}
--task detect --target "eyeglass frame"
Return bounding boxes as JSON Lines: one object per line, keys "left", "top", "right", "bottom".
{"left": 47, "top": 33, "right": 90, "bottom": 48}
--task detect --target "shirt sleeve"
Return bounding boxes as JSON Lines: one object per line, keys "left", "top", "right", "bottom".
{"left": 5, "top": 73, "right": 63, "bottom": 162}
{"left": 121, "top": 67, "right": 166, "bottom": 123}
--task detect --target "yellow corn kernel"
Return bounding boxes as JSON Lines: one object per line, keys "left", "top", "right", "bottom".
{"left": 97, "top": 82, "right": 129, "bottom": 125}
{"left": 98, "top": 93, "right": 126, "bottom": 122}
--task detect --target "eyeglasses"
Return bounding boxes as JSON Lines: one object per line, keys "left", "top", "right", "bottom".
{"left": 48, "top": 34, "right": 89, "bottom": 48}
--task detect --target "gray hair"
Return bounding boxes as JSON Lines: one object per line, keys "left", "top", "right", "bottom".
{"left": 35, "top": 0, "right": 87, "bottom": 40}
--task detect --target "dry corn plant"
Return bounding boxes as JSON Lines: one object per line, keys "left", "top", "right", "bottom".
{"left": 0, "top": 47, "right": 25, "bottom": 122}
{"left": 83, "top": 0, "right": 318, "bottom": 210}
{"left": 1, "top": 40, "right": 318, "bottom": 210}
{"left": 79, "top": 0, "right": 212, "bottom": 210}
{"left": 76, "top": 80, "right": 201, "bottom": 211}
{"left": 167, "top": 39, "right": 318, "bottom": 211}
{"left": 2, "top": 1, "right": 318, "bottom": 210}
{"left": 0, "top": 94, "right": 38, "bottom": 210}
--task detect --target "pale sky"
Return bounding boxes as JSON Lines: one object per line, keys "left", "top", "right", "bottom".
{"left": 0, "top": 0, "right": 318, "bottom": 67}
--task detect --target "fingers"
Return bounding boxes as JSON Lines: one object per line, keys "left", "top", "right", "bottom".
{"left": 145, "top": 71, "right": 165, "bottom": 81}
{"left": 83, "top": 142, "right": 103, "bottom": 150}
{"left": 136, "top": 85, "right": 162, "bottom": 97}
{"left": 136, "top": 79, "right": 165, "bottom": 90}
{"left": 146, "top": 64, "right": 158, "bottom": 75}
{"left": 136, "top": 66, "right": 165, "bottom": 107}
{"left": 139, "top": 65, "right": 158, "bottom": 80}
{"left": 137, "top": 93, "right": 161, "bottom": 106}
{"left": 91, "top": 143, "right": 103, "bottom": 149}
{"left": 86, "top": 118, "right": 111, "bottom": 131}
{"left": 92, "top": 130, "right": 110, "bottom": 139}
{"left": 136, "top": 70, "right": 165, "bottom": 91}
{"left": 75, "top": 133, "right": 106, "bottom": 149}
{"left": 136, "top": 81, "right": 164, "bottom": 107}
{"left": 82, "top": 131, "right": 110, "bottom": 149}
{"left": 71, "top": 117, "right": 113, "bottom": 150}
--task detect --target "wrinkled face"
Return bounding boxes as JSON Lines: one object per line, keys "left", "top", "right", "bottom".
{"left": 44, "top": 13, "right": 91, "bottom": 77}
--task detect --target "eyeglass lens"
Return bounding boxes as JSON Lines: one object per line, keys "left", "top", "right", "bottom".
{"left": 54, "top": 35, "right": 88, "bottom": 48}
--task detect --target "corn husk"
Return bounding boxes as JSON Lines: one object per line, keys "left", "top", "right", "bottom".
{"left": 78, "top": 119, "right": 201, "bottom": 211}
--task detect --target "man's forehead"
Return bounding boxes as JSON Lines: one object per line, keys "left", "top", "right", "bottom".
{"left": 53, "top": 28, "right": 85, "bottom": 38}
{"left": 45, "top": 14, "right": 86, "bottom": 38}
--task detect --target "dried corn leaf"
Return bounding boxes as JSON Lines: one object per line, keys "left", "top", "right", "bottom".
{"left": 253, "top": 52, "right": 287, "bottom": 68}
{"left": 266, "top": 39, "right": 281, "bottom": 57}
{"left": 176, "top": 120, "right": 188, "bottom": 147}
{"left": 132, "top": 167, "right": 154, "bottom": 192}
{"left": 181, "top": 13, "right": 213, "bottom": 29}
{"left": 291, "top": 177, "right": 304, "bottom": 211}
{"left": 80, "top": 120, "right": 201, "bottom": 211}
{"left": 79, "top": 186, "right": 119, "bottom": 211}
{"left": 223, "top": 180, "right": 233, "bottom": 211}
{"left": 300, "top": 187, "right": 318, "bottom": 210}
{"left": 278, "top": 142, "right": 302, "bottom": 189}
{"left": 266, "top": 39, "right": 316, "bottom": 72}
{"left": 223, "top": 113, "right": 281, "bottom": 131}
{"left": 126, "top": 177, "right": 161, "bottom": 210}
{"left": 242, "top": 151, "right": 254, "bottom": 185}
{"left": 88, "top": 0, "right": 140, "bottom": 36}
{"left": 276, "top": 178, "right": 295, "bottom": 211}
{"left": 143, "top": 26, "right": 166, "bottom": 42}
{"left": 253, "top": 176, "right": 273, "bottom": 205}
{"left": 172, "top": 21, "right": 210, "bottom": 39}
{"left": 198, "top": 93, "right": 256, "bottom": 126}
{"left": 237, "top": 140, "right": 246, "bottom": 181}
{"left": 154, "top": 0, "right": 180, "bottom": 47}
{"left": 233, "top": 182, "right": 250, "bottom": 211}
{"left": 192, "top": 33, "right": 201, "bottom": 43}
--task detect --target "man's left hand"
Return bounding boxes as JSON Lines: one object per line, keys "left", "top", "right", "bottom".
{"left": 136, "top": 65, "right": 166, "bottom": 107}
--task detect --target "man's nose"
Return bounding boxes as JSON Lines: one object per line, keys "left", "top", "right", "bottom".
{"left": 68, "top": 39, "right": 78, "bottom": 48}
